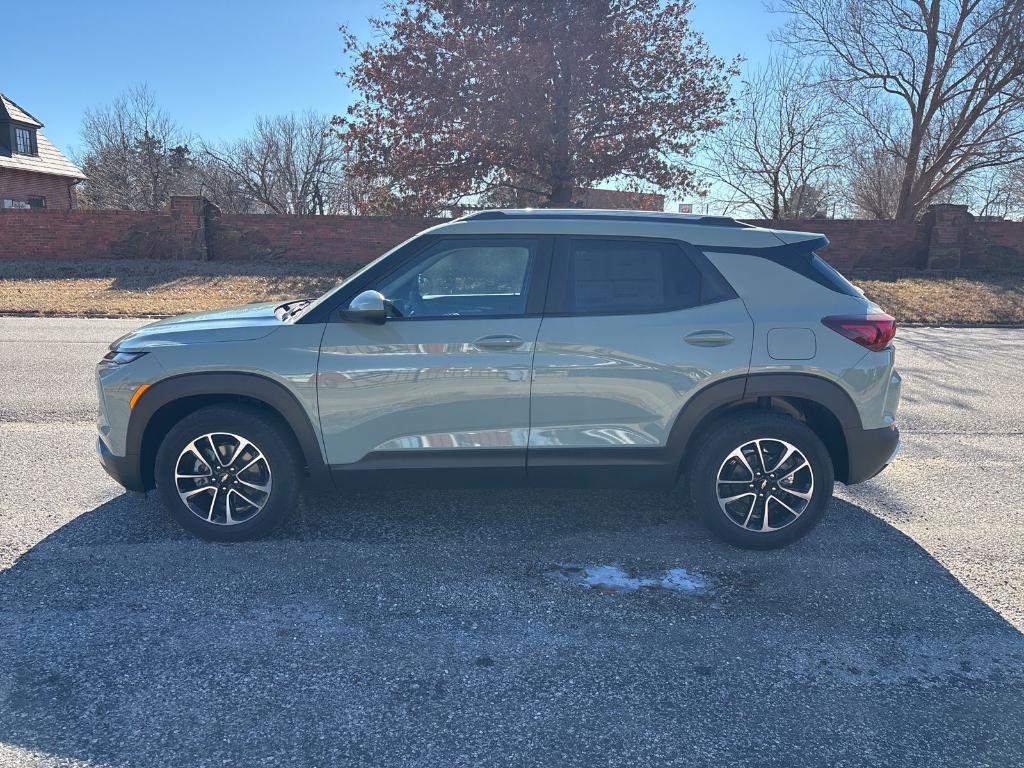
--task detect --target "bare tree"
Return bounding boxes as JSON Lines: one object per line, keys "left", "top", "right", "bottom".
{"left": 201, "top": 113, "right": 352, "bottom": 215}
{"left": 77, "top": 85, "right": 195, "bottom": 211}
{"left": 775, "top": 0, "right": 1024, "bottom": 221}
{"left": 700, "top": 57, "right": 842, "bottom": 219}
{"left": 845, "top": 135, "right": 907, "bottom": 218}
{"left": 954, "top": 162, "right": 1024, "bottom": 217}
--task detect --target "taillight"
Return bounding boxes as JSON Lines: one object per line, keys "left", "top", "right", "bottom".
{"left": 821, "top": 314, "right": 896, "bottom": 352}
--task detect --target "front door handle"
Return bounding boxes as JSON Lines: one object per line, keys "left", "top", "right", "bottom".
{"left": 474, "top": 334, "right": 525, "bottom": 351}
{"left": 685, "top": 330, "right": 735, "bottom": 347}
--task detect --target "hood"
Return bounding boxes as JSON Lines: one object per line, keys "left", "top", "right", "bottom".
{"left": 112, "top": 302, "right": 286, "bottom": 350}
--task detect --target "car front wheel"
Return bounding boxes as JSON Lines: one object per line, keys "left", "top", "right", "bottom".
{"left": 154, "top": 405, "right": 300, "bottom": 541}
{"left": 689, "top": 411, "right": 834, "bottom": 549}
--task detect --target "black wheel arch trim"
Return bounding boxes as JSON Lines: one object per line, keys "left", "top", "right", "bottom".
{"left": 128, "top": 372, "right": 328, "bottom": 488}
{"left": 741, "top": 373, "right": 862, "bottom": 429}
{"left": 668, "top": 371, "right": 863, "bottom": 476}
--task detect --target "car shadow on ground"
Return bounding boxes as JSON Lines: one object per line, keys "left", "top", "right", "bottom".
{"left": 1, "top": 489, "right": 1022, "bottom": 767}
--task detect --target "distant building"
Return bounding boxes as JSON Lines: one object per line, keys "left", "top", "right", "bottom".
{"left": 0, "top": 92, "right": 84, "bottom": 210}
{"left": 573, "top": 187, "right": 664, "bottom": 211}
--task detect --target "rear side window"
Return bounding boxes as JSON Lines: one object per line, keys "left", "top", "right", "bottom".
{"left": 811, "top": 254, "right": 862, "bottom": 297}
{"left": 553, "top": 238, "right": 713, "bottom": 315}
{"left": 702, "top": 242, "right": 863, "bottom": 298}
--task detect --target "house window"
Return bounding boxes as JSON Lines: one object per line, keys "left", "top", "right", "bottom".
{"left": 14, "top": 127, "right": 33, "bottom": 155}
{"left": 2, "top": 196, "right": 45, "bottom": 209}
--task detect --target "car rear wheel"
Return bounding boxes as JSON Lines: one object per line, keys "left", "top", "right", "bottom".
{"left": 154, "top": 405, "right": 300, "bottom": 541}
{"left": 688, "top": 411, "right": 834, "bottom": 549}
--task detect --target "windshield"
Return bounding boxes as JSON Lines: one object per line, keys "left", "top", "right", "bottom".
{"left": 288, "top": 234, "right": 422, "bottom": 322}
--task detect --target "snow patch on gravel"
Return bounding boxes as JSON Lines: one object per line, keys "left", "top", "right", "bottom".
{"left": 549, "top": 564, "right": 708, "bottom": 594}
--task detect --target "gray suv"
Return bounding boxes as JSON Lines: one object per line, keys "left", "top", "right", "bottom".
{"left": 97, "top": 210, "right": 901, "bottom": 548}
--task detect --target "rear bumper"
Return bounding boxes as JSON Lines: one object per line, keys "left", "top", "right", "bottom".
{"left": 843, "top": 424, "right": 900, "bottom": 484}
{"left": 96, "top": 436, "right": 146, "bottom": 492}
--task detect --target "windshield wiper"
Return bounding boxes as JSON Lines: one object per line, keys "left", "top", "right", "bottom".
{"left": 278, "top": 299, "right": 311, "bottom": 322}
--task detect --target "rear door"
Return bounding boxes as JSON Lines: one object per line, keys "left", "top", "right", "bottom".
{"left": 317, "top": 235, "right": 552, "bottom": 471}
{"left": 528, "top": 235, "right": 753, "bottom": 476}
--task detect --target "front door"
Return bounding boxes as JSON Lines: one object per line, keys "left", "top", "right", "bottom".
{"left": 317, "top": 236, "right": 551, "bottom": 472}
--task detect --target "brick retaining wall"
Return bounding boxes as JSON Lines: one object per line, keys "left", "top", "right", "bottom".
{"left": 207, "top": 209, "right": 442, "bottom": 263}
{"left": 1, "top": 197, "right": 1021, "bottom": 272}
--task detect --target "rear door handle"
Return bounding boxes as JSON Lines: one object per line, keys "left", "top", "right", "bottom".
{"left": 474, "top": 334, "right": 525, "bottom": 351}
{"left": 685, "top": 330, "right": 735, "bottom": 347}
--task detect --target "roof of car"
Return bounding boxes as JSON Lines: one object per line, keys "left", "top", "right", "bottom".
{"left": 430, "top": 209, "right": 826, "bottom": 251}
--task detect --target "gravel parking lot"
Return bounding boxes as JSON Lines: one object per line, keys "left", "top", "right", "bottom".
{"left": 1, "top": 318, "right": 1022, "bottom": 767}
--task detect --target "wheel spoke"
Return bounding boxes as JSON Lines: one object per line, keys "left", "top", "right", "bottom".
{"left": 724, "top": 447, "right": 755, "bottom": 479}
{"left": 777, "top": 485, "right": 812, "bottom": 500}
{"left": 231, "top": 487, "right": 262, "bottom": 509}
{"left": 182, "top": 486, "right": 213, "bottom": 500}
{"left": 741, "top": 495, "right": 757, "bottom": 528}
{"left": 760, "top": 494, "right": 772, "bottom": 531}
{"left": 768, "top": 444, "right": 796, "bottom": 474}
{"left": 237, "top": 477, "right": 271, "bottom": 494}
{"left": 226, "top": 437, "right": 251, "bottom": 468}
{"left": 776, "top": 460, "right": 808, "bottom": 482}
{"left": 753, "top": 439, "right": 768, "bottom": 474}
{"left": 207, "top": 486, "right": 219, "bottom": 521}
{"left": 720, "top": 492, "right": 755, "bottom": 505}
{"left": 236, "top": 452, "right": 265, "bottom": 474}
{"left": 182, "top": 441, "right": 211, "bottom": 471}
{"left": 770, "top": 493, "right": 801, "bottom": 518}
{"left": 225, "top": 490, "right": 236, "bottom": 524}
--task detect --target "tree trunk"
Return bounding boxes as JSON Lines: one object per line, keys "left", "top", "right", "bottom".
{"left": 895, "top": 136, "right": 923, "bottom": 221}
{"left": 548, "top": 181, "right": 573, "bottom": 206}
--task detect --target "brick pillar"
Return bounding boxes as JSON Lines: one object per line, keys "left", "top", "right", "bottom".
{"left": 167, "top": 196, "right": 212, "bottom": 260}
{"left": 925, "top": 204, "right": 971, "bottom": 270}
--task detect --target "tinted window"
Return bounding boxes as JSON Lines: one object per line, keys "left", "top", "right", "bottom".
{"left": 376, "top": 238, "right": 536, "bottom": 318}
{"left": 701, "top": 244, "right": 862, "bottom": 298}
{"left": 811, "top": 254, "right": 862, "bottom": 297}
{"left": 561, "top": 239, "right": 703, "bottom": 314}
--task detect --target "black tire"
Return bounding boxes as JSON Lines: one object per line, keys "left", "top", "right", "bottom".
{"left": 154, "top": 405, "right": 301, "bottom": 541}
{"left": 688, "top": 411, "right": 834, "bottom": 550}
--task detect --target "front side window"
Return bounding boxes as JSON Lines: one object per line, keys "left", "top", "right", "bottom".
{"left": 14, "top": 127, "right": 33, "bottom": 155}
{"left": 558, "top": 238, "right": 703, "bottom": 315}
{"left": 375, "top": 238, "right": 537, "bottom": 318}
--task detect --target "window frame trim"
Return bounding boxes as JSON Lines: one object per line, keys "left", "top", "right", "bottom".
{"left": 12, "top": 125, "right": 37, "bottom": 156}
{"left": 543, "top": 234, "right": 737, "bottom": 318}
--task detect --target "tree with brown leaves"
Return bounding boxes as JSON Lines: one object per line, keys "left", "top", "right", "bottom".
{"left": 335, "top": 0, "right": 736, "bottom": 214}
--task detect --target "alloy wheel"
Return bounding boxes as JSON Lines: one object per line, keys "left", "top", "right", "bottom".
{"left": 715, "top": 438, "right": 814, "bottom": 532}
{"left": 174, "top": 432, "right": 272, "bottom": 525}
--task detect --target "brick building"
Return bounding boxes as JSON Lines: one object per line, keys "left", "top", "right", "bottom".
{"left": 573, "top": 187, "right": 664, "bottom": 211}
{"left": 0, "top": 93, "right": 84, "bottom": 210}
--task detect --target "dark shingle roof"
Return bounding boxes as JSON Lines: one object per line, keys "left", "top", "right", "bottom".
{"left": 0, "top": 93, "right": 43, "bottom": 127}
{"left": 0, "top": 92, "right": 84, "bottom": 179}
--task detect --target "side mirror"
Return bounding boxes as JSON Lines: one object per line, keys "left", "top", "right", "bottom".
{"left": 343, "top": 290, "right": 387, "bottom": 324}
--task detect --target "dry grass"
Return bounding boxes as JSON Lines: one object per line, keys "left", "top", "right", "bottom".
{"left": 855, "top": 272, "right": 1024, "bottom": 324}
{"left": 0, "top": 260, "right": 355, "bottom": 318}
{"left": 0, "top": 260, "right": 1022, "bottom": 324}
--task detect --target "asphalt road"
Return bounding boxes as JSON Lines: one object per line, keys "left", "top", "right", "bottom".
{"left": 1, "top": 317, "right": 1022, "bottom": 767}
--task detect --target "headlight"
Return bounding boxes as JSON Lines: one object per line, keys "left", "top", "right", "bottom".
{"left": 98, "top": 349, "right": 147, "bottom": 371}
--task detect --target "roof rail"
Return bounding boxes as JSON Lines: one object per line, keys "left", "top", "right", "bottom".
{"left": 461, "top": 209, "right": 751, "bottom": 228}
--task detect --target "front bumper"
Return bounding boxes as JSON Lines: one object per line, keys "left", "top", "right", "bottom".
{"left": 843, "top": 424, "right": 900, "bottom": 484}
{"left": 96, "top": 437, "right": 146, "bottom": 492}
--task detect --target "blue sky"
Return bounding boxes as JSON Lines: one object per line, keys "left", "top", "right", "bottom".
{"left": 2, "top": 0, "right": 778, "bottom": 158}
